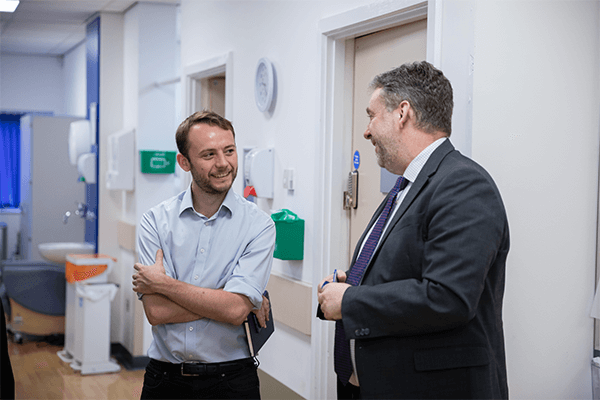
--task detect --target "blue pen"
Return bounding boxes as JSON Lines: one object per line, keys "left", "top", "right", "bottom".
{"left": 322, "top": 269, "right": 337, "bottom": 289}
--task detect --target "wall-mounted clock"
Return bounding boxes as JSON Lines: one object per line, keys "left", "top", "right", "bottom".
{"left": 255, "top": 58, "right": 276, "bottom": 112}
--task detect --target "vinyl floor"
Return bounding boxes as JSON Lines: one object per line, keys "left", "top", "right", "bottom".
{"left": 7, "top": 339, "right": 144, "bottom": 400}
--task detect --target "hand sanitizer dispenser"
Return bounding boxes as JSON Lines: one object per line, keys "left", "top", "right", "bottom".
{"left": 244, "top": 148, "right": 274, "bottom": 199}
{"left": 77, "top": 153, "right": 97, "bottom": 184}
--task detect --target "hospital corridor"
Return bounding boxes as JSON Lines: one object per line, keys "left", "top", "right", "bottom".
{"left": 1, "top": 0, "right": 600, "bottom": 398}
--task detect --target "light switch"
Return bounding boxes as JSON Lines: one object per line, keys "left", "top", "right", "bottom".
{"left": 283, "top": 168, "right": 295, "bottom": 190}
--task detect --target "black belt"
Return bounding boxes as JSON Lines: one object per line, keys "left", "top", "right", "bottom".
{"left": 150, "top": 358, "right": 256, "bottom": 377}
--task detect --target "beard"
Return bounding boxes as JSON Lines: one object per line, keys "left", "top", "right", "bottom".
{"left": 375, "top": 142, "right": 395, "bottom": 170}
{"left": 190, "top": 166, "right": 238, "bottom": 195}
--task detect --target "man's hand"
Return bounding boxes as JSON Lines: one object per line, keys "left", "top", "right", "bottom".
{"left": 252, "top": 295, "right": 270, "bottom": 328}
{"left": 317, "top": 272, "right": 350, "bottom": 320}
{"left": 133, "top": 249, "right": 168, "bottom": 295}
{"left": 318, "top": 270, "right": 347, "bottom": 290}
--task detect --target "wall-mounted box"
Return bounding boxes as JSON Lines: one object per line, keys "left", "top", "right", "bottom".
{"left": 140, "top": 150, "right": 176, "bottom": 174}
{"left": 244, "top": 148, "right": 273, "bottom": 198}
{"left": 107, "top": 129, "right": 135, "bottom": 190}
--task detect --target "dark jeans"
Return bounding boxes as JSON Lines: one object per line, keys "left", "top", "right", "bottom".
{"left": 141, "top": 358, "right": 260, "bottom": 400}
{"left": 337, "top": 377, "right": 360, "bottom": 400}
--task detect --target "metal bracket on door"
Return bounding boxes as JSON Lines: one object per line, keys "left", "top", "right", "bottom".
{"left": 343, "top": 170, "right": 359, "bottom": 210}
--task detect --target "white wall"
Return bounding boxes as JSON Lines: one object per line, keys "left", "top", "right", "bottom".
{"left": 63, "top": 42, "right": 87, "bottom": 118}
{"left": 120, "top": 2, "right": 181, "bottom": 355}
{"left": 0, "top": 54, "right": 64, "bottom": 114}
{"left": 471, "top": 2, "right": 599, "bottom": 398}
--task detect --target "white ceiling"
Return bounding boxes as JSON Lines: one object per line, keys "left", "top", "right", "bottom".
{"left": 0, "top": 0, "right": 177, "bottom": 56}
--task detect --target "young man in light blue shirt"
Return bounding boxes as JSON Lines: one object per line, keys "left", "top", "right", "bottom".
{"left": 133, "top": 111, "right": 275, "bottom": 399}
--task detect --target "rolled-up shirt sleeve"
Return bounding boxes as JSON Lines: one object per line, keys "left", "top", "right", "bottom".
{"left": 136, "top": 210, "right": 177, "bottom": 299}
{"left": 224, "top": 217, "right": 275, "bottom": 309}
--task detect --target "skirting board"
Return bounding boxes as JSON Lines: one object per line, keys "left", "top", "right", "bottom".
{"left": 266, "top": 273, "right": 312, "bottom": 336}
{"left": 111, "top": 342, "right": 150, "bottom": 370}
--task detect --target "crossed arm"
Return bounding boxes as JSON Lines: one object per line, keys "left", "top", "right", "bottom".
{"left": 133, "top": 249, "right": 270, "bottom": 327}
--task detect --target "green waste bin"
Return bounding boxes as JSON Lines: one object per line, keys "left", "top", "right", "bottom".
{"left": 271, "top": 209, "right": 304, "bottom": 260}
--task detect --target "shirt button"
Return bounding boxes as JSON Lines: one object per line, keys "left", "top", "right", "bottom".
{"left": 200, "top": 249, "right": 205, "bottom": 253}
{"left": 194, "top": 275, "right": 199, "bottom": 280}
{"left": 189, "top": 327, "right": 193, "bottom": 332}
{"left": 205, "top": 221, "right": 210, "bottom": 226}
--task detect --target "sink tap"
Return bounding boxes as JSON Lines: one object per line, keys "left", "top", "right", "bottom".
{"left": 75, "top": 203, "right": 96, "bottom": 221}
{"left": 75, "top": 202, "right": 87, "bottom": 217}
{"left": 63, "top": 211, "right": 71, "bottom": 224}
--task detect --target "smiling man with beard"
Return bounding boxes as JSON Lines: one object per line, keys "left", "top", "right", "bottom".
{"left": 318, "top": 62, "right": 509, "bottom": 399}
{"left": 132, "top": 111, "right": 275, "bottom": 400}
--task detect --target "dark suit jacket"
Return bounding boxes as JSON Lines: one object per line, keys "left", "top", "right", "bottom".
{"left": 332, "top": 140, "right": 509, "bottom": 399}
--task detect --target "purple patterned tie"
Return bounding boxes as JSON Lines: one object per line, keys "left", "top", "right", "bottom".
{"left": 334, "top": 176, "right": 409, "bottom": 385}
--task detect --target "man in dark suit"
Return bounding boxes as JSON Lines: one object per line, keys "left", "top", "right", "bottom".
{"left": 318, "top": 61, "right": 509, "bottom": 399}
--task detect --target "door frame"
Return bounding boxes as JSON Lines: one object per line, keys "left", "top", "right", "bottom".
{"left": 181, "top": 52, "right": 233, "bottom": 190}
{"left": 183, "top": 52, "right": 233, "bottom": 117}
{"left": 313, "top": 1, "right": 440, "bottom": 398}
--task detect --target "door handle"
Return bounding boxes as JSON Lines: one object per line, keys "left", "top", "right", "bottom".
{"left": 343, "top": 170, "right": 358, "bottom": 210}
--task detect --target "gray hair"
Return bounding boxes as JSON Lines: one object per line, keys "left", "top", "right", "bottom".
{"left": 369, "top": 61, "right": 453, "bottom": 135}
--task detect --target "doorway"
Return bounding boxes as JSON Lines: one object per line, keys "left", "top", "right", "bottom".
{"left": 349, "top": 19, "right": 427, "bottom": 257}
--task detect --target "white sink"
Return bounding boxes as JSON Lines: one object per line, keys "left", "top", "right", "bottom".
{"left": 38, "top": 242, "right": 95, "bottom": 263}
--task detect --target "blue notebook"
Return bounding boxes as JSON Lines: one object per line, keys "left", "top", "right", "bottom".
{"left": 244, "top": 291, "right": 275, "bottom": 356}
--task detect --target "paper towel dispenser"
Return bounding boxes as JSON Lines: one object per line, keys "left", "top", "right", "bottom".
{"left": 244, "top": 148, "right": 273, "bottom": 199}
{"left": 68, "top": 120, "right": 92, "bottom": 166}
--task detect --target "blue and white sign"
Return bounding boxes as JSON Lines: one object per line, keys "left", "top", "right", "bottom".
{"left": 353, "top": 150, "right": 360, "bottom": 170}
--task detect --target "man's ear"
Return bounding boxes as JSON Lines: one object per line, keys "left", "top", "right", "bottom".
{"left": 395, "top": 101, "right": 411, "bottom": 127}
{"left": 177, "top": 153, "right": 191, "bottom": 172}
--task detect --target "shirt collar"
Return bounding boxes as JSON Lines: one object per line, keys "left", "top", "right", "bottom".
{"left": 179, "top": 184, "right": 236, "bottom": 218}
{"left": 403, "top": 137, "right": 447, "bottom": 183}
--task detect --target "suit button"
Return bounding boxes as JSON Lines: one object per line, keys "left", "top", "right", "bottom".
{"left": 355, "top": 329, "right": 361, "bottom": 336}
{"left": 363, "top": 328, "right": 370, "bottom": 336}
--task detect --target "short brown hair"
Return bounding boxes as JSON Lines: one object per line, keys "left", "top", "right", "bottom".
{"left": 176, "top": 110, "right": 236, "bottom": 159}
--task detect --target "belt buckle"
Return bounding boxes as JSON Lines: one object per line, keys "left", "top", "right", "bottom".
{"left": 181, "top": 361, "right": 201, "bottom": 377}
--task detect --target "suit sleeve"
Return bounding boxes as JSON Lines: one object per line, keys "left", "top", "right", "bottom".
{"left": 341, "top": 164, "right": 508, "bottom": 340}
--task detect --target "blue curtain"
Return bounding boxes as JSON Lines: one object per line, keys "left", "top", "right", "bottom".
{"left": 0, "top": 114, "right": 22, "bottom": 209}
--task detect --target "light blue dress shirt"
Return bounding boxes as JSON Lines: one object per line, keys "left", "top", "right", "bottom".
{"left": 137, "top": 186, "right": 275, "bottom": 363}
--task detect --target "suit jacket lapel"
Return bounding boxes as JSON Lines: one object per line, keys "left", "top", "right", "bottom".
{"left": 358, "top": 139, "right": 456, "bottom": 282}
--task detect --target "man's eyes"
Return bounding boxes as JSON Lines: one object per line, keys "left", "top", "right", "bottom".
{"left": 201, "top": 149, "right": 235, "bottom": 158}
